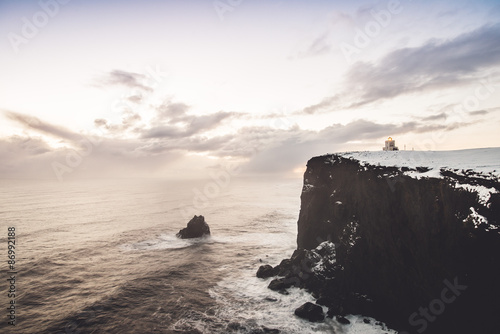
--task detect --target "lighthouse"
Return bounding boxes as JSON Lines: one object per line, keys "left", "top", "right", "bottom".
{"left": 383, "top": 137, "right": 399, "bottom": 151}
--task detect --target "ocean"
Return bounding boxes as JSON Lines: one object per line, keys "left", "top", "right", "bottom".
{"left": 0, "top": 177, "right": 394, "bottom": 334}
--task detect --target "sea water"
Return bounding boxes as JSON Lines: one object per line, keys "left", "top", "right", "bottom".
{"left": 0, "top": 177, "right": 395, "bottom": 333}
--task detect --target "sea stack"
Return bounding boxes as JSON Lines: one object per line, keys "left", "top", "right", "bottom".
{"left": 176, "top": 215, "right": 211, "bottom": 239}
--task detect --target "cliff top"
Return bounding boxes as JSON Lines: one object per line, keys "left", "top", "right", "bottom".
{"left": 337, "top": 147, "right": 500, "bottom": 179}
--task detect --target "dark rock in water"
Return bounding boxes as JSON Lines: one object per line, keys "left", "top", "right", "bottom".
{"left": 336, "top": 315, "right": 351, "bottom": 325}
{"left": 176, "top": 215, "right": 210, "bottom": 239}
{"left": 257, "top": 264, "right": 277, "bottom": 278}
{"left": 249, "top": 327, "right": 280, "bottom": 334}
{"left": 268, "top": 277, "right": 297, "bottom": 292}
{"left": 294, "top": 302, "right": 324, "bottom": 322}
{"left": 275, "top": 259, "right": 292, "bottom": 276}
{"left": 363, "top": 318, "right": 371, "bottom": 324}
{"left": 264, "top": 296, "right": 278, "bottom": 302}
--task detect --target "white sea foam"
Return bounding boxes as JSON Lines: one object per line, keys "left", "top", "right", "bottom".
{"left": 121, "top": 234, "right": 214, "bottom": 251}
{"left": 121, "top": 230, "right": 297, "bottom": 252}
{"left": 209, "top": 266, "right": 397, "bottom": 334}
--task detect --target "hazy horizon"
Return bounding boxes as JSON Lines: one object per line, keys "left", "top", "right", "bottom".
{"left": 1, "top": 0, "right": 500, "bottom": 181}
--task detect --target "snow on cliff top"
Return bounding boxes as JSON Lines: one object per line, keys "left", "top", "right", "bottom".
{"left": 339, "top": 148, "right": 500, "bottom": 211}
{"left": 339, "top": 147, "right": 500, "bottom": 179}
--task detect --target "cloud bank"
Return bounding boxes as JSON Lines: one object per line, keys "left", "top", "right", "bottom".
{"left": 303, "top": 23, "right": 500, "bottom": 113}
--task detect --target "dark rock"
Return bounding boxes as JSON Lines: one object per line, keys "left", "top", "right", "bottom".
{"left": 268, "top": 278, "right": 297, "bottom": 292}
{"left": 257, "top": 264, "right": 277, "bottom": 279}
{"left": 294, "top": 302, "right": 324, "bottom": 322}
{"left": 416, "top": 166, "right": 431, "bottom": 173}
{"left": 275, "top": 259, "right": 292, "bottom": 276}
{"left": 327, "top": 305, "right": 343, "bottom": 319}
{"left": 176, "top": 215, "right": 210, "bottom": 239}
{"left": 342, "top": 292, "right": 375, "bottom": 316}
{"left": 316, "top": 294, "right": 335, "bottom": 307}
{"left": 363, "top": 318, "right": 371, "bottom": 324}
{"left": 336, "top": 315, "right": 351, "bottom": 325}
{"left": 264, "top": 297, "right": 278, "bottom": 302}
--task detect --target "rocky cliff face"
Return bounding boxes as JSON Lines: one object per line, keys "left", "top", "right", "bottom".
{"left": 261, "top": 152, "right": 500, "bottom": 333}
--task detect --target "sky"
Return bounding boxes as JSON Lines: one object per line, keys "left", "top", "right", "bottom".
{"left": 1, "top": 0, "right": 499, "bottom": 180}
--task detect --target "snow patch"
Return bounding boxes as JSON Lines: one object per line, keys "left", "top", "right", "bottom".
{"left": 311, "top": 241, "right": 337, "bottom": 274}
{"left": 464, "top": 207, "right": 498, "bottom": 231}
{"left": 338, "top": 149, "right": 499, "bottom": 206}
{"left": 340, "top": 149, "right": 500, "bottom": 179}
{"left": 455, "top": 184, "right": 498, "bottom": 207}
{"left": 302, "top": 184, "right": 314, "bottom": 193}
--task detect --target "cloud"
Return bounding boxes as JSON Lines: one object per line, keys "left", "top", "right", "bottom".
{"left": 156, "top": 102, "right": 190, "bottom": 121}
{"left": 302, "top": 96, "right": 340, "bottom": 115}
{"left": 351, "top": 23, "right": 500, "bottom": 101}
{"left": 296, "top": 32, "right": 332, "bottom": 58}
{"left": 3, "top": 110, "right": 81, "bottom": 142}
{"left": 97, "top": 69, "right": 153, "bottom": 92}
{"left": 421, "top": 112, "right": 448, "bottom": 121}
{"left": 469, "top": 109, "right": 488, "bottom": 116}
{"left": 134, "top": 101, "right": 238, "bottom": 139}
{"left": 95, "top": 111, "right": 143, "bottom": 136}
{"left": 142, "top": 111, "right": 236, "bottom": 139}
{"left": 127, "top": 93, "right": 143, "bottom": 104}
{"left": 293, "top": 9, "right": 356, "bottom": 60}
{"left": 213, "top": 118, "right": 475, "bottom": 173}
{"left": 240, "top": 120, "right": 395, "bottom": 173}
{"left": 0, "top": 135, "right": 51, "bottom": 156}
{"left": 0, "top": 135, "right": 57, "bottom": 178}
{"left": 301, "top": 23, "right": 500, "bottom": 113}
{"left": 0, "top": 104, "right": 479, "bottom": 179}
{"left": 436, "top": 8, "right": 460, "bottom": 18}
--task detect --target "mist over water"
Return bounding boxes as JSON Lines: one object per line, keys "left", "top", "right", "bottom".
{"left": 0, "top": 178, "right": 393, "bottom": 333}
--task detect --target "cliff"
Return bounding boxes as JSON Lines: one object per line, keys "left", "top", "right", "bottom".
{"left": 260, "top": 149, "right": 500, "bottom": 333}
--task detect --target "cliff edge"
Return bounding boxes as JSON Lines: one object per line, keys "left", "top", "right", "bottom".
{"left": 261, "top": 148, "right": 500, "bottom": 333}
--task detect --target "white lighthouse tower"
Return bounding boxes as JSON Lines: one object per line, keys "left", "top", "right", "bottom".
{"left": 383, "top": 137, "right": 399, "bottom": 151}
